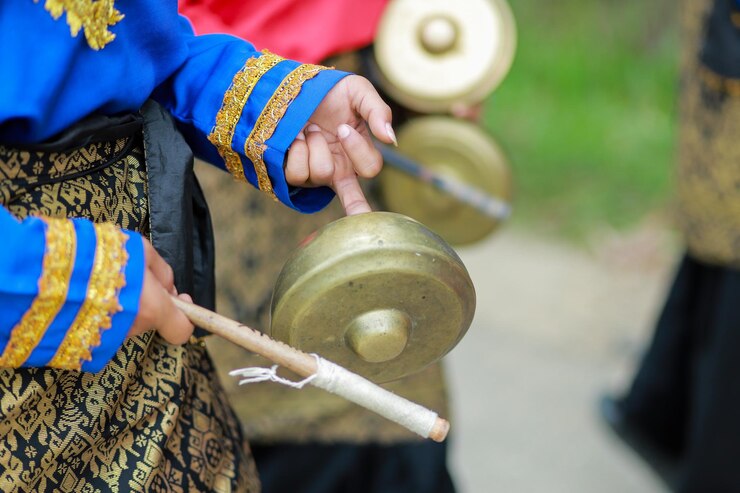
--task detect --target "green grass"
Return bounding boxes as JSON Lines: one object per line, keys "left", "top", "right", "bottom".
{"left": 484, "top": 0, "right": 679, "bottom": 238}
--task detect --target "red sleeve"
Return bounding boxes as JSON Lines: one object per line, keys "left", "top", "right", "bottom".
{"left": 179, "top": 0, "right": 388, "bottom": 64}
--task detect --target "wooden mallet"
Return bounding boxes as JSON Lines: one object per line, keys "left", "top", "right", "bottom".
{"left": 172, "top": 296, "right": 450, "bottom": 442}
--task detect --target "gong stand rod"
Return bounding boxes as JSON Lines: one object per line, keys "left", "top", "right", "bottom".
{"left": 376, "top": 142, "right": 512, "bottom": 220}
{"left": 171, "top": 296, "right": 450, "bottom": 443}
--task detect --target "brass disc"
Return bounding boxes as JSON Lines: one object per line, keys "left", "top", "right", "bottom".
{"left": 374, "top": 0, "right": 516, "bottom": 113}
{"left": 379, "top": 117, "right": 512, "bottom": 245}
{"left": 270, "top": 212, "right": 476, "bottom": 383}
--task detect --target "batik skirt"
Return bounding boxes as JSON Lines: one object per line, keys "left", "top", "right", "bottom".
{"left": 0, "top": 102, "right": 258, "bottom": 492}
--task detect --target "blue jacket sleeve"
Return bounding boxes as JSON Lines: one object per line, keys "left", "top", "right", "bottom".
{"left": 0, "top": 209, "right": 144, "bottom": 372}
{"left": 153, "top": 16, "right": 349, "bottom": 213}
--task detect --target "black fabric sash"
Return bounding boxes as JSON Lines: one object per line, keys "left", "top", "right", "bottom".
{"left": 140, "top": 101, "right": 216, "bottom": 324}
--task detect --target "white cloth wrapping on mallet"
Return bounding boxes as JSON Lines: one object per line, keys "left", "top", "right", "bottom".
{"left": 230, "top": 355, "right": 439, "bottom": 439}
{"left": 310, "top": 357, "right": 439, "bottom": 439}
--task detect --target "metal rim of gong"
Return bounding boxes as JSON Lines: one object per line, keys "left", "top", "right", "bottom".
{"left": 269, "top": 212, "right": 476, "bottom": 383}
{"left": 373, "top": 0, "right": 517, "bottom": 113}
{"left": 379, "top": 116, "right": 513, "bottom": 246}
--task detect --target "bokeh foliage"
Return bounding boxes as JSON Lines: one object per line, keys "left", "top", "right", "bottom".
{"left": 485, "top": 0, "right": 679, "bottom": 237}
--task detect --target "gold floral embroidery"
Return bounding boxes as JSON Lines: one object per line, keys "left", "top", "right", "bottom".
{"left": 245, "top": 63, "right": 327, "bottom": 199}
{"left": 35, "top": 0, "right": 124, "bottom": 51}
{"left": 732, "top": 11, "right": 740, "bottom": 29}
{"left": 699, "top": 66, "right": 740, "bottom": 97}
{"left": 48, "top": 222, "right": 128, "bottom": 370}
{"left": 0, "top": 218, "right": 75, "bottom": 368}
{"left": 208, "top": 51, "right": 284, "bottom": 182}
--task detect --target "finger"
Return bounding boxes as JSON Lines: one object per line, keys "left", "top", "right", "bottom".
{"left": 128, "top": 269, "right": 161, "bottom": 338}
{"left": 128, "top": 270, "right": 156, "bottom": 339}
{"left": 451, "top": 102, "right": 483, "bottom": 122}
{"left": 285, "top": 132, "right": 310, "bottom": 186}
{"left": 348, "top": 76, "right": 395, "bottom": 145}
{"left": 154, "top": 287, "right": 194, "bottom": 346}
{"left": 305, "top": 125, "right": 334, "bottom": 185}
{"left": 143, "top": 239, "right": 176, "bottom": 295}
{"left": 177, "top": 293, "right": 193, "bottom": 303}
{"left": 337, "top": 124, "right": 383, "bottom": 178}
{"left": 333, "top": 173, "right": 371, "bottom": 216}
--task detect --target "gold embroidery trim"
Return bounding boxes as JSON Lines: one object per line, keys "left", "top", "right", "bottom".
{"left": 35, "top": 0, "right": 124, "bottom": 51}
{"left": 48, "top": 223, "right": 128, "bottom": 370}
{"left": 244, "top": 63, "right": 328, "bottom": 199}
{"left": 208, "top": 51, "right": 285, "bottom": 182}
{"left": 0, "top": 218, "right": 76, "bottom": 368}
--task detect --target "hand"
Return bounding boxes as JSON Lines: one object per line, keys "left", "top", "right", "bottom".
{"left": 285, "top": 75, "right": 396, "bottom": 216}
{"left": 128, "top": 239, "right": 194, "bottom": 345}
{"left": 451, "top": 102, "right": 484, "bottom": 122}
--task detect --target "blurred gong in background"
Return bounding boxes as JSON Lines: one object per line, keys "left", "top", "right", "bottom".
{"left": 379, "top": 117, "right": 512, "bottom": 246}
{"left": 373, "top": 0, "right": 516, "bottom": 113}
{"left": 371, "top": 0, "right": 516, "bottom": 246}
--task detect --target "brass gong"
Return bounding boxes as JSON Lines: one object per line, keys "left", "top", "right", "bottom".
{"left": 379, "top": 116, "right": 513, "bottom": 246}
{"left": 374, "top": 0, "right": 516, "bottom": 113}
{"left": 269, "top": 212, "right": 476, "bottom": 383}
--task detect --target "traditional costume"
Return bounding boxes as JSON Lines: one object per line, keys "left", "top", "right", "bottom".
{"left": 0, "top": 1, "right": 350, "bottom": 490}
{"left": 609, "top": 1, "right": 740, "bottom": 491}
{"left": 180, "top": 1, "right": 455, "bottom": 491}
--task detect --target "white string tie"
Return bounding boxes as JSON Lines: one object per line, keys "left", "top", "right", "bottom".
{"left": 230, "top": 354, "right": 438, "bottom": 439}
{"left": 228, "top": 354, "right": 320, "bottom": 389}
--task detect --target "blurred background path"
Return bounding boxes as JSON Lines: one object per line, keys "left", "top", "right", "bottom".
{"left": 446, "top": 226, "right": 678, "bottom": 492}
{"left": 443, "top": 3, "right": 685, "bottom": 488}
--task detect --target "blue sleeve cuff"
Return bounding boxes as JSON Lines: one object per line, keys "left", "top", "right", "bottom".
{"left": 0, "top": 213, "right": 144, "bottom": 371}
{"left": 24, "top": 218, "right": 96, "bottom": 367}
{"left": 0, "top": 212, "right": 47, "bottom": 358}
{"left": 154, "top": 33, "right": 349, "bottom": 213}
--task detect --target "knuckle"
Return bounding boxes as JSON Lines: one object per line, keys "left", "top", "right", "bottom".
{"left": 164, "top": 266, "right": 175, "bottom": 287}
{"left": 286, "top": 163, "right": 309, "bottom": 184}
{"left": 360, "top": 155, "right": 383, "bottom": 178}
{"left": 306, "top": 131, "right": 325, "bottom": 146}
{"left": 311, "top": 162, "right": 334, "bottom": 182}
{"left": 160, "top": 313, "right": 193, "bottom": 346}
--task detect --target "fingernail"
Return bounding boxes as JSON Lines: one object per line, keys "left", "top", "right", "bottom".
{"left": 295, "top": 131, "right": 306, "bottom": 141}
{"left": 337, "top": 124, "right": 351, "bottom": 139}
{"left": 306, "top": 124, "right": 321, "bottom": 133}
{"left": 386, "top": 123, "right": 398, "bottom": 147}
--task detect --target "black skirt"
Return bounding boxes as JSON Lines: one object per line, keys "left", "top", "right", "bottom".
{"left": 618, "top": 253, "right": 740, "bottom": 493}
{"left": 252, "top": 441, "right": 455, "bottom": 493}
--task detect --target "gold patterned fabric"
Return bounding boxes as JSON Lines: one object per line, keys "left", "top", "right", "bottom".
{"left": 0, "top": 130, "right": 258, "bottom": 491}
{"left": 676, "top": 0, "right": 740, "bottom": 267}
{"left": 197, "top": 162, "right": 450, "bottom": 445}
{"left": 0, "top": 135, "right": 150, "bottom": 233}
